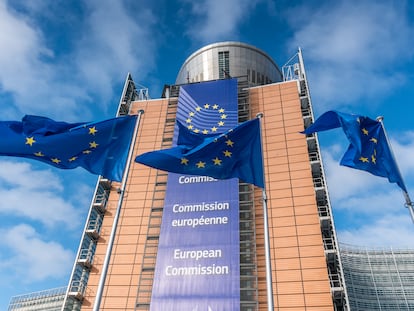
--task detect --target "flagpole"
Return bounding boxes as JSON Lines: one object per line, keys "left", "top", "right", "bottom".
{"left": 93, "top": 109, "right": 144, "bottom": 311}
{"left": 376, "top": 116, "right": 414, "bottom": 224}
{"left": 256, "top": 113, "right": 274, "bottom": 311}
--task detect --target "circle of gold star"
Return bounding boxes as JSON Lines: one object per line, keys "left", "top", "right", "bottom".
{"left": 186, "top": 103, "right": 227, "bottom": 134}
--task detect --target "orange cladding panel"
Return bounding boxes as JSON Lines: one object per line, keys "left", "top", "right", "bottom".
{"left": 250, "top": 82, "right": 333, "bottom": 310}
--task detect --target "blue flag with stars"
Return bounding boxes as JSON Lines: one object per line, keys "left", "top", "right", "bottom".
{"left": 135, "top": 118, "right": 264, "bottom": 188}
{"left": 302, "top": 110, "right": 407, "bottom": 192}
{"left": 0, "top": 114, "right": 137, "bottom": 182}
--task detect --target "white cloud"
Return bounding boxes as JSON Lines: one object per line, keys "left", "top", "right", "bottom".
{"left": 74, "top": 0, "right": 157, "bottom": 107}
{"left": 287, "top": 1, "right": 414, "bottom": 109}
{"left": 390, "top": 131, "right": 414, "bottom": 177}
{"left": 0, "top": 224, "right": 74, "bottom": 282}
{"left": 0, "top": 1, "right": 54, "bottom": 116}
{"left": 0, "top": 160, "right": 82, "bottom": 228}
{"left": 323, "top": 148, "right": 372, "bottom": 200}
{"left": 0, "top": 1, "right": 92, "bottom": 119}
{"left": 183, "top": 0, "right": 264, "bottom": 43}
{"left": 339, "top": 213, "right": 414, "bottom": 248}
{"left": 291, "top": 2, "right": 411, "bottom": 65}
{"left": 0, "top": 1, "right": 159, "bottom": 120}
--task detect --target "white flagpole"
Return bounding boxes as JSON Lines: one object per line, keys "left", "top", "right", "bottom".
{"left": 93, "top": 109, "right": 144, "bottom": 311}
{"left": 256, "top": 113, "right": 274, "bottom": 311}
{"left": 376, "top": 116, "right": 414, "bottom": 224}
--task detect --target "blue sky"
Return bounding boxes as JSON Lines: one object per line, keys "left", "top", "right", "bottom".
{"left": 1, "top": 0, "right": 414, "bottom": 308}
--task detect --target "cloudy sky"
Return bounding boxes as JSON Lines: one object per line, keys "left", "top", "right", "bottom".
{"left": 1, "top": 0, "right": 414, "bottom": 308}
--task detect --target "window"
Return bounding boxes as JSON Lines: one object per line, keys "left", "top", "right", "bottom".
{"left": 218, "top": 51, "right": 230, "bottom": 78}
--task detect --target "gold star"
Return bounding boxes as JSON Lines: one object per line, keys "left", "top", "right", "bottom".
{"left": 34, "top": 151, "right": 44, "bottom": 157}
{"left": 188, "top": 125, "right": 194, "bottom": 130}
{"left": 223, "top": 150, "right": 232, "bottom": 157}
{"left": 221, "top": 114, "right": 227, "bottom": 119}
{"left": 196, "top": 161, "right": 206, "bottom": 168}
{"left": 362, "top": 128, "right": 369, "bottom": 135}
{"left": 212, "top": 104, "right": 219, "bottom": 109}
{"left": 186, "top": 118, "right": 192, "bottom": 123}
{"left": 25, "top": 137, "right": 36, "bottom": 146}
{"left": 193, "top": 129, "right": 200, "bottom": 133}
{"left": 226, "top": 139, "right": 234, "bottom": 147}
{"left": 359, "top": 156, "right": 369, "bottom": 163}
{"left": 89, "top": 126, "right": 98, "bottom": 135}
{"left": 212, "top": 157, "right": 222, "bottom": 165}
{"left": 51, "top": 158, "right": 61, "bottom": 164}
{"left": 370, "top": 137, "right": 378, "bottom": 144}
{"left": 89, "top": 141, "right": 99, "bottom": 148}
{"left": 202, "top": 129, "right": 209, "bottom": 134}
{"left": 69, "top": 156, "right": 77, "bottom": 162}
{"left": 196, "top": 106, "right": 202, "bottom": 112}
{"left": 371, "top": 154, "right": 376, "bottom": 164}
{"left": 181, "top": 158, "right": 189, "bottom": 165}
{"left": 218, "top": 108, "right": 225, "bottom": 113}
{"left": 204, "top": 104, "right": 210, "bottom": 109}
{"left": 83, "top": 150, "right": 92, "bottom": 154}
{"left": 218, "top": 121, "right": 224, "bottom": 126}
{"left": 211, "top": 127, "right": 218, "bottom": 132}
{"left": 189, "top": 112, "right": 195, "bottom": 117}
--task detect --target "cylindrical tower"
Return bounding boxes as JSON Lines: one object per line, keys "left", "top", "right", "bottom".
{"left": 175, "top": 41, "right": 283, "bottom": 85}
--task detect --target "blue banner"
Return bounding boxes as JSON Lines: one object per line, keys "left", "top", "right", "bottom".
{"left": 150, "top": 79, "right": 240, "bottom": 310}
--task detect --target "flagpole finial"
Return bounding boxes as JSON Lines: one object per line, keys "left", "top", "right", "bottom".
{"left": 256, "top": 112, "right": 264, "bottom": 119}
{"left": 376, "top": 116, "right": 384, "bottom": 122}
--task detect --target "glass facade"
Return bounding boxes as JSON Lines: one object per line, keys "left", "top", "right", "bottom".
{"left": 8, "top": 287, "right": 66, "bottom": 311}
{"left": 341, "top": 244, "right": 414, "bottom": 310}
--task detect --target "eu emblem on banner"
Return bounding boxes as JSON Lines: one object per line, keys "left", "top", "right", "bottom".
{"left": 176, "top": 79, "right": 238, "bottom": 134}
{"left": 302, "top": 110, "right": 407, "bottom": 192}
{"left": 0, "top": 114, "right": 137, "bottom": 181}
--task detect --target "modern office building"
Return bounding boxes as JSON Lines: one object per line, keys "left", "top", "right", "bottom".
{"left": 11, "top": 243, "right": 414, "bottom": 310}
{"left": 341, "top": 244, "right": 414, "bottom": 310}
{"left": 59, "top": 41, "right": 347, "bottom": 310}
{"left": 8, "top": 287, "right": 67, "bottom": 311}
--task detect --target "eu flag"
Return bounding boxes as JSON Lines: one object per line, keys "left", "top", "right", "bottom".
{"left": 0, "top": 114, "right": 137, "bottom": 182}
{"left": 135, "top": 118, "right": 264, "bottom": 188}
{"left": 302, "top": 110, "right": 407, "bottom": 192}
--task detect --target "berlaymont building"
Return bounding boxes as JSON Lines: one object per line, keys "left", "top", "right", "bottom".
{"left": 7, "top": 42, "right": 414, "bottom": 311}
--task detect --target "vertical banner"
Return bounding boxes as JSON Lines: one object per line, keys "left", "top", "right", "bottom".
{"left": 150, "top": 79, "right": 240, "bottom": 310}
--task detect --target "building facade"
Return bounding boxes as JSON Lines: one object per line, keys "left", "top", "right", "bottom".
{"left": 8, "top": 287, "right": 66, "bottom": 311}
{"left": 341, "top": 244, "right": 414, "bottom": 310}
{"left": 61, "top": 42, "right": 348, "bottom": 310}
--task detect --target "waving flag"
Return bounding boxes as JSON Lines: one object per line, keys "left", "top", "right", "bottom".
{"left": 135, "top": 118, "right": 264, "bottom": 188}
{"left": 302, "top": 110, "right": 407, "bottom": 191}
{"left": 0, "top": 114, "right": 137, "bottom": 181}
